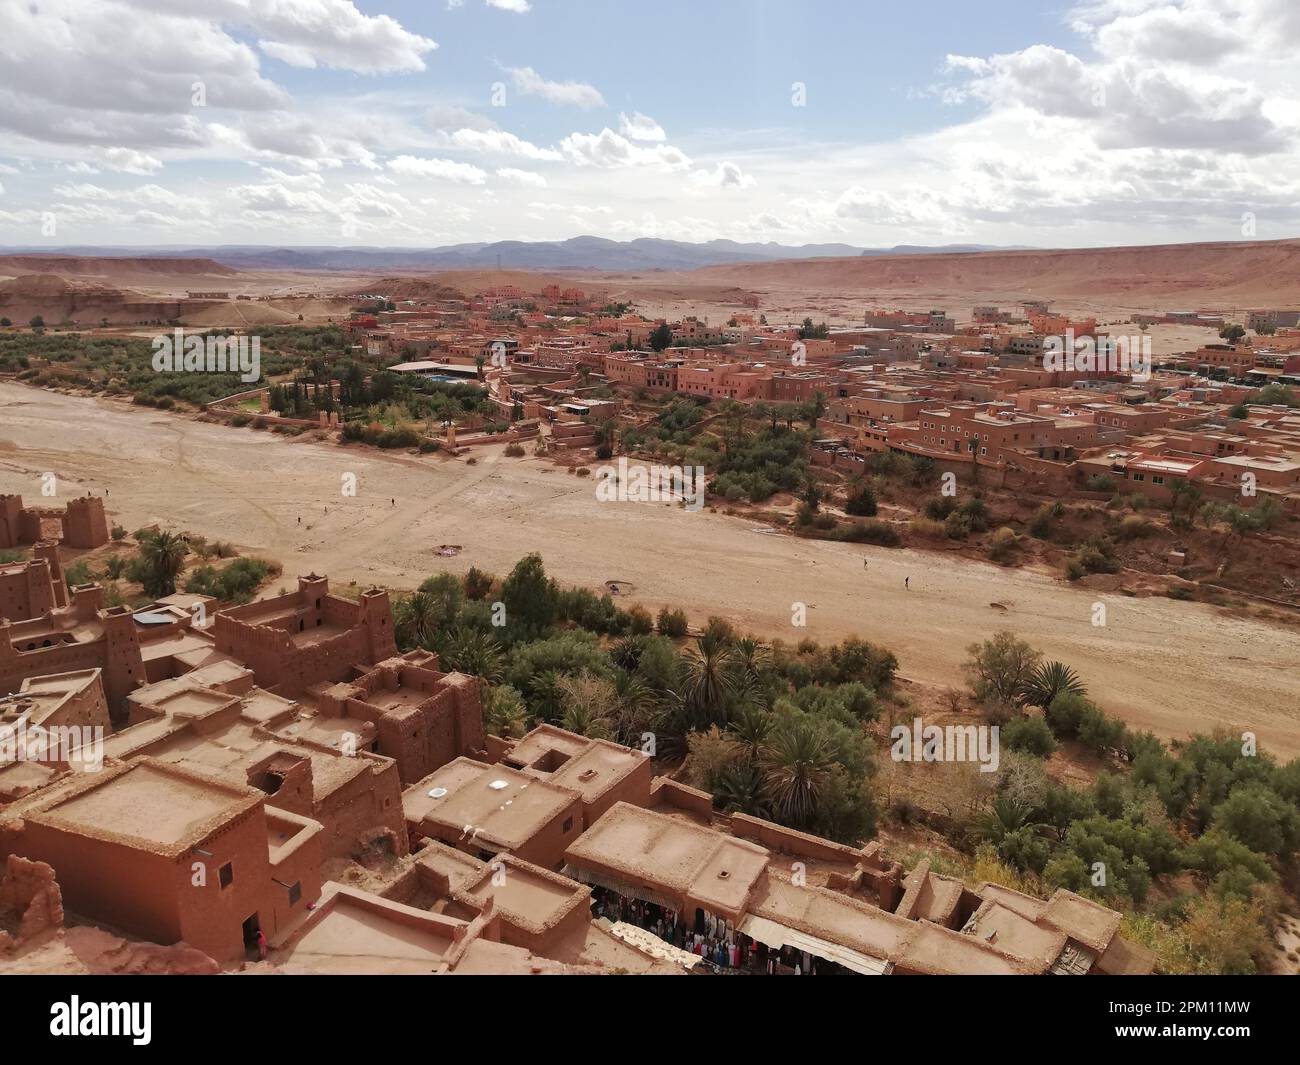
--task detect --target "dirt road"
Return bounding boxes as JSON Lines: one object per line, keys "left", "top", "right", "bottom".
{"left": 3, "top": 380, "right": 1298, "bottom": 756}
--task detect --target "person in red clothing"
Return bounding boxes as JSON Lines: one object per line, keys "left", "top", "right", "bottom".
{"left": 256, "top": 929, "right": 268, "bottom": 961}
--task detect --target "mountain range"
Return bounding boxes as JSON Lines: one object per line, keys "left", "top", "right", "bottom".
{"left": 0, "top": 238, "right": 1031, "bottom": 273}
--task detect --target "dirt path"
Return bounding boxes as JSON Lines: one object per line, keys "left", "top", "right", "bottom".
{"left": 3, "top": 380, "right": 1298, "bottom": 757}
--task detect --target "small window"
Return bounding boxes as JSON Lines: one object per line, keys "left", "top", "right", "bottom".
{"left": 219, "top": 862, "right": 234, "bottom": 888}
{"left": 563, "top": 817, "right": 574, "bottom": 834}
{"left": 288, "top": 881, "right": 302, "bottom": 906}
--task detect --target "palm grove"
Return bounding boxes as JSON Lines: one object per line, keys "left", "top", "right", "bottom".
{"left": 390, "top": 554, "right": 1300, "bottom": 974}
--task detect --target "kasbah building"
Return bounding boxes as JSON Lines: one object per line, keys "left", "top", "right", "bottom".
{"left": 0, "top": 497, "right": 1153, "bottom": 976}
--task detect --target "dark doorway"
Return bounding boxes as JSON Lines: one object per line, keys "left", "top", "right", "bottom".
{"left": 242, "top": 914, "right": 261, "bottom": 949}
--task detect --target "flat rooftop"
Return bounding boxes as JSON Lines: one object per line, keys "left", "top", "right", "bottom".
{"left": 32, "top": 759, "right": 259, "bottom": 852}
{"left": 404, "top": 757, "right": 577, "bottom": 851}
{"left": 562, "top": 802, "right": 768, "bottom": 921}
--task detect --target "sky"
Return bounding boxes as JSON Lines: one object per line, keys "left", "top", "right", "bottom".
{"left": 1, "top": 0, "right": 1299, "bottom": 250}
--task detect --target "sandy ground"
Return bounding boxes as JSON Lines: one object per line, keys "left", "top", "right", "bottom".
{"left": 2, "top": 380, "right": 1298, "bottom": 757}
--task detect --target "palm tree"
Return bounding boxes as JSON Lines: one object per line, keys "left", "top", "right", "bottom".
{"left": 728, "top": 703, "right": 773, "bottom": 760}
{"left": 483, "top": 684, "right": 529, "bottom": 739}
{"left": 714, "top": 764, "right": 771, "bottom": 818}
{"left": 609, "top": 635, "right": 645, "bottom": 672}
{"left": 611, "top": 670, "right": 654, "bottom": 747}
{"left": 760, "top": 720, "right": 831, "bottom": 829}
{"left": 138, "top": 531, "right": 187, "bottom": 598}
{"left": 975, "top": 796, "right": 1037, "bottom": 845}
{"left": 680, "top": 632, "right": 735, "bottom": 730}
{"left": 395, "top": 591, "right": 438, "bottom": 651}
{"left": 557, "top": 672, "right": 615, "bottom": 739}
{"left": 1019, "top": 661, "right": 1086, "bottom": 708}
{"left": 439, "top": 627, "right": 504, "bottom": 682}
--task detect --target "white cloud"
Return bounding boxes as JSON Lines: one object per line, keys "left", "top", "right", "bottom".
{"left": 507, "top": 66, "right": 606, "bottom": 109}
{"left": 559, "top": 129, "right": 691, "bottom": 170}
{"left": 486, "top": 0, "right": 531, "bottom": 11}
{"left": 690, "top": 162, "right": 756, "bottom": 190}
{"left": 618, "top": 112, "right": 666, "bottom": 142}
{"left": 228, "top": 181, "right": 341, "bottom": 214}
{"left": 387, "top": 155, "right": 488, "bottom": 184}
{"left": 227, "top": 0, "right": 438, "bottom": 74}
{"left": 102, "top": 148, "right": 163, "bottom": 174}
{"left": 497, "top": 168, "right": 547, "bottom": 187}
{"left": 440, "top": 128, "right": 562, "bottom": 161}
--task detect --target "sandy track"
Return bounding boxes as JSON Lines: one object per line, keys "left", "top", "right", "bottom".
{"left": 2, "top": 380, "right": 1298, "bottom": 757}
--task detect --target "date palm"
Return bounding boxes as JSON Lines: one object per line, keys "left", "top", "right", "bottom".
{"left": 760, "top": 720, "right": 832, "bottom": 829}
{"left": 714, "top": 764, "right": 771, "bottom": 818}
{"left": 394, "top": 591, "right": 437, "bottom": 651}
{"left": 138, "top": 530, "right": 187, "bottom": 598}
{"left": 680, "top": 631, "right": 735, "bottom": 731}
{"left": 439, "top": 627, "right": 504, "bottom": 682}
{"left": 1020, "top": 661, "right": 1086, "bottom": 708}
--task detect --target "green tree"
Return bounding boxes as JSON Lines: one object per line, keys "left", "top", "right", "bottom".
{"left": 965, "top": 631, "right": 1041, "bottom": 704}
{"left": 135, "top": 531, "right": 187, "bottom": 598}
{"left": 760, "top": 718, "right": 833, "bottom": 829}
{"left": 1020, "top": 661, "right": 1086, "bottom": 708}
{"left": 501, "top": 553, "right": 558, "bottom": 633}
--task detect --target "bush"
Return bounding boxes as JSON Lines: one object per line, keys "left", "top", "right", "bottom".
{"left": 944, "top": 511, "right": 972, "bottom": 539}
{"left": 1114, "top": 514, "right": 1155, "bottom": 541}
{"left": 110, "top": 525, "right": 127, "bottom": 541}
{"left": 844, "top": 483, "right": 877, "bottom": 517}
{"left": 989, "top": 527, "right": 1019, "bottom": 563}
{"left": 1028, "top": 503, "right": 1057, "bottom": 539}
{"left": 504, "top": 442, "right": 525, "bottom": 457}
{"left": 925, "top": 497, "right": 957, "bottom": 521}
{"left": 656, "top": 606, "right": 689, "bottom": 638}
{"left": 908, "top": 517, "right": 946, "bottom": 539}
{"left": 183, "top": 557, "right": 276, "bottom": 603}
{"left": 837, "top": 520, "right": 900, "bottom": 546}
{"left": 1002, "top": 715, "right": 1057, "bottom": 757}
{"left": 1066, "top": 534, "right": 1120, "bottom": 580}
{"left": 463, "top": 567, "right": 494, "bottom": 600}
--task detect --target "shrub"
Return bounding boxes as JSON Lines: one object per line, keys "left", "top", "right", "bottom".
{"left": 965, "top": 631, "right": 1040, "bottom": 704}
{"left": 1066, "top": 534, "right": 1120, "bottom": 579}
{"left": 183, "top": 557, "right": 276, "bottom": 603}
{"left": 944, "top": 511, "right": 972, "bottom": 539}
{"left": 1115, "top": 514, "right": 1155, "bottom": 541}
{"left": 1028, "top": 503, "right": 1055, "bottom": 539}
{"left": 463, "top": 567, "right": 494, "bottom": 600}
{"left": 989, "top": 527, "right": 1019, "bottom": 563}
{"left": 844, "top": 483, "right": 877, "bottom": 517}
{"left": 837, "top": 520, "right": 900, "bottom": 546}
{"left": 656, "top": 606, "right": 689, "bottom": 638}
{"left": 626, "top": 605, "right": 654, "bottom": 635}
{"left": 504, "top": 442, "right": 525, "bottom": 457}
{"left": 1002, "top": 715, "right": 1057, "bottom": 757}
{"left": 110, "top": 525, "right": 127, "bottom": 541}
{"left": 925, "top": 497, "right": 957, "bottom": 521}
{"left": 908, "top": 517, "right": 946, "bottom": 539}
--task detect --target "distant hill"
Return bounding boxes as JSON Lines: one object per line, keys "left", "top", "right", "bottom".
{"left": 689, "top": 238, "right": 1300, "bottom": 306}
{"left": 0, "top": 239, "right": 1030, "bottom": 273}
